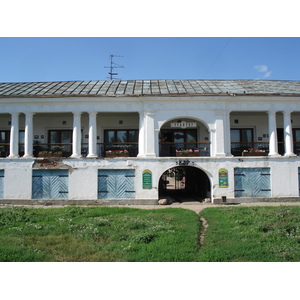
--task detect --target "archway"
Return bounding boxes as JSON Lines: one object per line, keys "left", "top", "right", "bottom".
{"left": 159, "top": 166, "right": 211, "bottom": 203}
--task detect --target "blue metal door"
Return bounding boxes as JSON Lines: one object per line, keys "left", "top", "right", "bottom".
{"left": 98, "top": 169, "right": 135, "bottom": 199}
{"left": 32, "top": 170, "right": 68, "bottom": 199}
{"left": 298, "top": 168, "right": 300, "bottom": 196}
{"left": 0, "top": 170, "right": 4, "bottom": 199}
{"left": 234, "top": 168, "right": 271, "bottom": 197}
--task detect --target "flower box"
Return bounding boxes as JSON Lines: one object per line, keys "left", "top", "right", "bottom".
{"left": 242, "top": 152, "right": 267, "bottom": 156}
{"left": 176, "top": 152, "right": 200, "bottom": 157}
{"left": 38, "top": 152, "right": 63, "bottom": 158}
{"left": 106, "top": 153, "right": 129, "bottom": 158}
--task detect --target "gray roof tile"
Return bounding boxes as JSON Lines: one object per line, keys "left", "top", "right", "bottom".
{"left": 0, "top": 80, "right": 300, "bottom": 98}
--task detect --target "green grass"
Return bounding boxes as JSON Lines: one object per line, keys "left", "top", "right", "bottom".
{"left": 1, "top": 205, "right": 300, "bottom": 262}
{"left": 198, "top": 206, "right": 300, "bottom": 262}
{"left": 0, "top": 206, "right": 200, "bottom": 262}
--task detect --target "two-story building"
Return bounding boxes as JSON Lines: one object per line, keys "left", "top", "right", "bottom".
{"left": 1, "top": 79, "right": 300, "bottom": 204}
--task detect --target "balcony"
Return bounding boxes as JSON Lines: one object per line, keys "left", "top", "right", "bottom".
{"left": 159, "top": 142, "right": 210, "bottom": 157}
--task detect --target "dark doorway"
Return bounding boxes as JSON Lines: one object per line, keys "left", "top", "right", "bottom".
{"left": 159, "top": 166, "right": 210, "bottom": 202}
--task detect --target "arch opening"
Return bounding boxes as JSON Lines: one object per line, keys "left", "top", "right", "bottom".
{"left": 159, "top": 166, "right": 211, "bottom": 203}
{"left": 159, "top": 117, "right": 210, "bottom": 157}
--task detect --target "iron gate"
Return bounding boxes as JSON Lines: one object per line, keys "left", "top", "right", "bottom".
{"left": 0, "top": 170, "right": 4, "bottom": 198}
{"left": 234, "top": 168, "right": 271, "bottom": 197}
{"left": 32, "top": 169, "right": 69, "bottom": 199}
{"left": 98, "top": 169, "right": 135, "bottom": 199}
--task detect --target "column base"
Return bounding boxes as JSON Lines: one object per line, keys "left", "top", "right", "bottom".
{"left": 145, "top": 153, "right": 156, "bottom": 158}
{"left": 7, "top": 154, "right": 19, "bottom": 159}
{"left": 70, "top": 154, "right": 82, "bottom": 159}
{"left": 284, "top": 153, "right": 297, "bottom": 157}
{"left": 268, "top": 153, "right": 281, "bottom": 157}
{"left": 87, "top": 154, "right": 98, "bottom": 158}
{"left": 22, "top": 154, "right": 34, "bottom": 159}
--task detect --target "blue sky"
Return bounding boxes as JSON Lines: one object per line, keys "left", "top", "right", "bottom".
{"left": 0, "top": 37, "right": 299, "bottom": 82}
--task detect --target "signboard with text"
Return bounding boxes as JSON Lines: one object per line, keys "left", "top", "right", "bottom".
{"left": 219, "top": 168, "right": 228, "bottom": 188}
{"left": 142, "top": 169, "right": 152, "bottom": 189}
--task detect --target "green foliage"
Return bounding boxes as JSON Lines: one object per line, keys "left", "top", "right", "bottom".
{"left": 0, "top": 206, "right": 200, "bottom": 262}
{"left": 198, "top": 206, "right": 300, "bottom": 262}
{"left": 1, "top": 205, "right": 300, "bottom": 262}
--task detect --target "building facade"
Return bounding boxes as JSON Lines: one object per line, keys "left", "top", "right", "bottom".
{"left": 1, "top": 79, "right": 300, "bottom": 204}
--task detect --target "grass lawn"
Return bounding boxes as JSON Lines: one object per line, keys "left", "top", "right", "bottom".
{"left": 0, "top": 206, "right": 200, "bottom": 262}
{"left": 1, "top": 205, "right": 300, "bottom": 262}
{"left": 198, "top": 206, "right": 300, "bottom": 262}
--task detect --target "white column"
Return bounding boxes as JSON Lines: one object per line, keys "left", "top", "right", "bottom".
{"left": 283, "top": 111, "right": 296, "bottom": 156}
{"left": 137, "top": 111, "right": 145, "bottom": 157}
{"left": 87, "top": 112, "right": 98, "bottom": 158}
{"left": 268, "top": 111, "right": 279, "bottom": 156}
{"left": 71, "top": 112, "right": 82, "bottom": 158}
{"left": 214, "top": 111, "right": 226, "bottom": 157}
{"left": 145, "top": 110, "right": 156, "bottom": 157}
{"left": 8, "top": 112, "right": 20, "bottom": 158}
{"left": 224, "top": 111, "right": 232, "bottom": 156}
{"left": 8, "top": 113, "right": 19, "bottom": 158}
{"left": 23, "top": 112, "right": 34, "bottom": 158}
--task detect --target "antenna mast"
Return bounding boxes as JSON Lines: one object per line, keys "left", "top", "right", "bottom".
{"left": 104, "top": 54, "right": 124, "bottom": 80}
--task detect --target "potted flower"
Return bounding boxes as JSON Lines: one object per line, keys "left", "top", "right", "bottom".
{"left": 176, "top": 149, "right": 200, "bottom": 157}
{"left": 242, "top": 148, "right": 267, "bottom": 156}
{"left": 106, "top": 149, "right": 129, "bottom": 157}
{"left": 38, "top": 151, "right": 63, "bottom": 158}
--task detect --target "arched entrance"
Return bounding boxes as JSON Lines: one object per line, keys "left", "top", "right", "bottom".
{"left": 159, "top": 166, "right": 211, "bottom": 203}
{"left": 159, "top": 118, "right": 210, "bottom": 157}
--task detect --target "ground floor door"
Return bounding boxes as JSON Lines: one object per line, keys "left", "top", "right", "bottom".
{"left": 0, "top": 170, "right": 4, "bottom": 198}
{"left": 234, "top": 168, "right": 271, "bottom": 197}
{"left": 98, "top": 169, "right": 135, "bottom": 199}
{"left": 32, "top": 169, "right": 69, "bottom": 199}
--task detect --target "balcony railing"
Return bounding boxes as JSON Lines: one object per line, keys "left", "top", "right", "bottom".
{"left": 231, "top": 142, "right": 269, "bottom": 156}
{"left": 34, "top": 142, "right": 139, "bottom": 158}
{"left": 231, "top": 142, "right": 286, "bottom": 156}
{"left": 159, "top": 142, "right": 210, "bottom": 157}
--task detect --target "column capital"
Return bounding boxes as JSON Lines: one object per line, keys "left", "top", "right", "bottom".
{"left": 87, "top": 111, "right": 97, "bottom": 116}
{"left": 145, "top": 110, "right": 156, "bottom": 116}
{"left": 283, "top": 110, "right": 292, "bottom": 116}
{"left": 72, "top": 111, "right": 82, "bottom": 117}
{"left": 24, "top": 112, "right": 35, "bottom": 117}
{"left": 10, "top": 112, "right": 20, "bottom": 116}
{"left": 268, "top": 110, "right": 277, "bottom": 116}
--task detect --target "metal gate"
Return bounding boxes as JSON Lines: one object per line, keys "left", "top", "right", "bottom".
{"left": 32, "top": 169, "right": 68, "bottom": 199}
{"left": 98, "top": 169, "right": 135, "bottom": 199}
{"left": 0, "top": 170, "right": 4, "bottom": 199}
{"left": 234, "top": 168, "right": 271, "bottom": 197}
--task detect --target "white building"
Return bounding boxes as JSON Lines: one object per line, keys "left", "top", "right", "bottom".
{"left": 0, "top": 79, "right": 300, "bottom": 204}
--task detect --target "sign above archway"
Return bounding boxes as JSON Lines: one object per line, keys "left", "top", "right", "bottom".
{"left": 171, "top": 121, "right": 197, "bottom": 129}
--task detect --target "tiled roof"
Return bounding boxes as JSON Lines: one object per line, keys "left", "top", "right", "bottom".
{"left": 0, "top": 80, "right": 300, "bottom": 98}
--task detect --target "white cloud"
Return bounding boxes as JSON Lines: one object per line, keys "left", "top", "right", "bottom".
{"left": 264, "top": 71, "right": 272, "bottom": 78}
{"left": 254, "top": 65, "right": 268, "bottom": 73}
{"left": 254, "top": 65, "right": 272, "bottom": 78}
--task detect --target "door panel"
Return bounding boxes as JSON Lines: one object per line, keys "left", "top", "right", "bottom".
{"left": 234, "top": 168, "right": 270, "bottom": 197}
{"left": 98, "top": 169, "right": 135, "bottom": 199}
{"left": 0, "top": 170, "right": 4, "bottom": 198}
{"left": 32, "top": 170, "right": 68, "bottom": 199}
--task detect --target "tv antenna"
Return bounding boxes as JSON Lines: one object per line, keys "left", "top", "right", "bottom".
{"left": 104, "top": 54, "right": 124, "bottom": 80}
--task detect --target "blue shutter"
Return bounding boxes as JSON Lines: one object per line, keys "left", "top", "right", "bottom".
{"left": 0, "top": 170, "right": 4, "bottom": 199}
{"left": 32, "top": 170, "right": 68, "bottom": 199}
{"left": 98, "top": 169, "right": 135, "bottom": 199}
{"left": 234, "top": 168, "right": 270, "bottom": 197}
